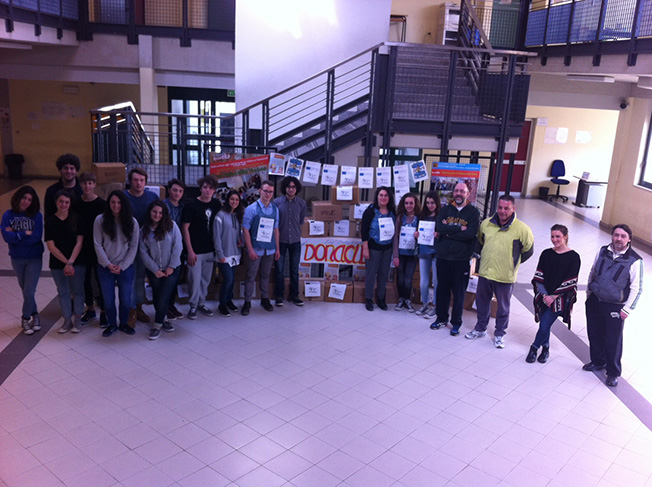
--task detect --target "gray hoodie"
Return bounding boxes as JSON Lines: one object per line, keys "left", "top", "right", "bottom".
{"left": 93, "top": 215, "right": 139, "bottom": 270}
{"left": 139, "top": 221, "right": 183, "bottom": 273}
{"left": 213, "top": 210, "right": 242, "bottom": 264}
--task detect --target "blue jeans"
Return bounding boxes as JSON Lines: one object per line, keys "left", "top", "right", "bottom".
{"left": 275, "top": 241, "right": 301, "bottom": 300}
{"left": 146, "top": 268, "right": 180, "bottom": 325}
{"left": 97, "top": 264, "right": 135, "bottom": 327}
{"left": 474, "top": 276, "right": 514, "bottom": 337}
{"left": 11, "top": 258, "right": 42, "bottom": 318}
{"left": 419, "top": 255, "right": 437, "bottom": 305}
{"left": 397, "top": 254, "right": 418, "bottom": 300}
{"left": 217, "top": 262, "right": 235, "bottom": 306}
{"left": 52, "top": 266, "right": 86, "bottom": 320}
{"left": 532, "top": 306, "right": 562, "bottom": 348}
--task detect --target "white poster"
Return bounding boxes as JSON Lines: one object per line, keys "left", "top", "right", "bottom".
{"left": 303, "top": 160, "right": 321, "bottom": 184}
{"left": 336, "top": 186, "right": 353, "bottom": 201}
{"left": 376, "top": 167, "right": 391, "bottom": 187}
{"left": 328, "top": 282, "right": 347, "bottom": 300}
{"left": 309, "top": 220, "right": 325, "bottom": 236}
{"left": 417, "top": 220, "right": 435, "bottom": 246}
{"left": 358, "top": 167, "right": 374, "bottom": 188}
{"left": 410, "top": 160, "right": 428, "bottom": 183}
{"left": 286, "top": 157, "right": 304, "bottom": 178}
{"left": 304, "top": 281, "right": 322, "bottom": 298}
{"left": 321, "top": 164, "right": 338, "bottom": 186}
{"left": 268, "top": 153, "right": 286, "bottom": 176}
{"left": 393, "top": 164, "right": 410, "bottom": 191}
{"left": 332, "top": 220, "right": 350, "bottom": 237}
{"left": 340, "top": 166, "right": 357, "bottom": 185}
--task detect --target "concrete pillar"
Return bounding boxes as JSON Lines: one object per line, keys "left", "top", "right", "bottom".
{"left": 138, "top": 35, "right": 159, "bottom": 164}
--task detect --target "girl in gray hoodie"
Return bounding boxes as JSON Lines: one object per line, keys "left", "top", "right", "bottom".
{"left": 139, "top": 200, "right": 183, "bottom": 340}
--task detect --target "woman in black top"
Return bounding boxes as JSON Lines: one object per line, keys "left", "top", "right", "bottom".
{"left": 527, "top": 224, "right": 581, "bottom": 363}
{"left": 45, "top": 190, "right": 85, "bottom": 334}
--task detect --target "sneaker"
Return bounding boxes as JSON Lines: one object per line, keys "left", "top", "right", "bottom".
{"left": 187, "top": 307, "right": 197, "bottom": 320}
{"left": 71, "top": 319, "right": 81, "bottom": 333}
{"left": 241, "top": 301, "right": 251, "bottom": 316}
{"left": 405, "top": 300, "right": 415, "bottom": 313}
{"left": 415, "top": 304, "right": 429, "bottom": 316}
{"left": 99, "top": 312, "right": 108, "bottom": 328}
{"left": 80, "top": 310, "right": 96, "bottom": 324}
{"left": 291, "top": 297, "right": 304, "bottom": 306}
{"left": 161, "top": 321, "right": 175, "bottom": 332}
{"left": 365, "top": 299, "right": 374, "bottom": 311}
{"left": 226, "top": 301, "right": 238, "bottom": 312}
{"left": 494, "top": 335, "right": 506, "bottom": 348}
{"left": 136, "top": 306, "right": 150, "bottom": 323}
{"left": 58, "top": 320, "right": 73, "bottom": 334}
{"left": 118, "top": 324, "right": 136, "bottom": 336}
{"left": 424, "top": 306, "right": 437, "bottom": 319}
{"left": 30, "top": 314, "right": 41, "bottom": 332}
{"left": 218, "top": 304, "right": 231, "bottom": 317}
{"left": 169, "top": 305, "right": 183, "bottom": 318}
{"left": 450, "top": 326, "right": 461, "bottom": 336}
{"left": 261, "top": 298, "right": 274, "bottom": 312}
{"left": 377, "top": 299, "right": 388, "bottom": 311}
{"left": 429, "top": 320, "right": 448, "bottom": 330}
{"left": 394, "top": 298, "right": 405, "bottom": 311}
{"left": 275, "top": 298, "right": 284, "bottom": 307}
{"left": 465, "top": 330, "right": 487, "bottom": 340}
{"left": 21, "top": 317, "right": 34, "bottom": 336}
{"left": 166, "top": 311, "right": 177, "bottom": 321}
{"left": 102, "top": 324, "right": 117, "bottom": 337}
{"left": 149, "top": 328, "right": 161, "bottom": 340}
{"left": 197, "top": 305, "right": 214, "bottom": 317}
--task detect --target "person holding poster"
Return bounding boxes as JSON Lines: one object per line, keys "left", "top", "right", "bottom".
{"left": 430, "top": 182, "right": 480, "bottom": 335}
{"left": 273, "top": 176, "right": 306, "bottom": 307}
{"left": 416, "top": 191, "right": 441, "bottom": 318}
{"left": 361, "top": 187, "right": 396, "bottom": 312}
{"left": 242, "top": 180, "right": 280, "bottom": 315}
{"left": 392, "top": 193, "right": 421, "bottom": 312}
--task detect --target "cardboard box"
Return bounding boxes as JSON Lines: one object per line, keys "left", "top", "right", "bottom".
{"left": 312, "top": 202, "right": 343, "bottom": 221}
{"left": 349, "top": 202, "right": 372, "bottom": 220}
{"left": 464, "top": 291, "right": 475, "bottom": 310}
{"left": 329, "top": 220, "right": 358, "bottom": 238}
{"left": 325, "top": 281, "right": 353, "bottom": 303}
{"left": 384, "top": 282, "right": 399, "bottom": 304}
{"left": 145, "top": 185, "right": 165, "bottom": 199}
{"left": 491, "top": 297, "right": 498, "bottom": 318}
{"left": 300, "top": 279, "right": 324, "bottom": 301}
{"left": 301, "top": 220, "right": 328, "bottom": 238}
{"left": 92, "top": 163, "right": 126, "bottom": 185}
{"left": 96, "top": 182, "right": 125, "bottom": 200}
{"left": 353, "top": 281, "right": 367, "bottom": 303}
{"left": 330, "top": 185, "right": 360, "bottom": 205}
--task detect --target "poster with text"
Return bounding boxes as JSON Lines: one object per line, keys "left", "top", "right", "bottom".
{"left": 286, "top": 157, "right": 304, "bottom": 179}
{"left": 268, "top": 153, "right": 286, "bottom": 176}
{"left": 358, "top": 167, "right": 374, "bottom": 188}
{"left": 376, "top": 167, "right": 391, "bottom": 187}
{"left": 321, "top": 164, "right": 338, "bottom": 186}
{"left": 430, "top": 162, "right": 481, "bottom": 206}
{"left": 303, "top": 160, "right": 321, "bottom": 185}
{"left": 209, "top": 153, "right": 270, "bottom": 206}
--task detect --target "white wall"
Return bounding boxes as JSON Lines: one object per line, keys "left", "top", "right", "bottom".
{"left": 235, "top": 0, "right": 391, "bottom": 112}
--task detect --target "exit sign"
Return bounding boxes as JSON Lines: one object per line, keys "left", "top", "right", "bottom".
{"left": 227, "top": 90, "right": 235, "bottom": 97}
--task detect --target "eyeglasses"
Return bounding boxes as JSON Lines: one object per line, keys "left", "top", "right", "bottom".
{"left": 261, "top": 189, "right": 274, "bottom": 194}
{"left": 287, "top": 185, "right": 297, "bottom": 189}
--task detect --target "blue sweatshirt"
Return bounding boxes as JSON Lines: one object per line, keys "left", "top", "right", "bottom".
{"left": 1, "top": 210, "right": 45, "bottom": 259}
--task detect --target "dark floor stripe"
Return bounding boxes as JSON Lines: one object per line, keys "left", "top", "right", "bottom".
{"left": 513, "top": 283, "right": 652, "bottom": 432}
{"left": 0, "top": 270, "right": 52, "bottom": 278}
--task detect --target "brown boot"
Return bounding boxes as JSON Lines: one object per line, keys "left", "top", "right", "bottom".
{"left": 136, "top": 305, "right": 150, "bottom": 323}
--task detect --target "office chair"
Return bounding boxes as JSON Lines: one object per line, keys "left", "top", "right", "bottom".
{"left": 549, "top": 159, "right": 569, "bottom": 202}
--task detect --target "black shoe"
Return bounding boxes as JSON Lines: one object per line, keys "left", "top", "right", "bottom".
{"left": 169, "top": 305, "right": 183, "bottom": 318}
{"left": 429, "top": 320, "right": 448, "bottom": 330}
{"left": 226, "top": 301, "right": 238, "bottom": 311}
{"left": 118, "top": 324, "right": 136, "bottom": 336}
{"left": 80, "top": 310, "right": 96, "bottom": 324}
{"left": 582, "top": 362, "right": 606, "bottom": 372}
{"left": 161, "top": 321, "right": 175, "bottom": 332}
{"left": 149, "top": 328, "right": 161, "bottom": 340}
{"left": 261, "top": 298, "right": 274, "bottom": 312}
{"left": 365, "top": 299, "right": 374, "bottom": 311}
{"left": 526, "top": 346, "right": 538, "bottom": 363}
{"left": 290, "top": 297, "right": 304, "bottom": 306}
{"left": 197, "top": 305, "right": 214, "bottom": 317}
{"left": 538, "top": 346, "right": 550, "bottom": 364}
{"left": 241, "top": 301, "right": 251, "bottom": 316}
{"left": 377, "top": 299, "right": 387, "bottom": 311}
{"left": 99, "top": 312, "right": 108, "bottom": 328}
{"left": 606, "top": 376, "right": 618, "bottom": 387}
{"left": 275, "top": 298, "right": 284, "bottom": 307}
{"left": 218, "top": 304, "right": 231, "bottom": 317}
{"left": 102, "top": 324, "right": 117, "bottom": 337}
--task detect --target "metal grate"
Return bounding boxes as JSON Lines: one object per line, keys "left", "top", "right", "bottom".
{"left": 145, "top": 0, "right": 182, "bottom": 27}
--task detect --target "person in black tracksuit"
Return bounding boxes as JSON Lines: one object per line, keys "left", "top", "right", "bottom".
{"left": 430, "top": 182, "right": 480, "bottom": 335}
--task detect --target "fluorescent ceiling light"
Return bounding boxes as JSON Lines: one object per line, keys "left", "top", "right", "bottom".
{"left": 566, "top": 74, "right": 615, "bottom": 83}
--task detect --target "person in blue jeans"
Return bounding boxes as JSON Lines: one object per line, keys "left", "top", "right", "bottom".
{"left": 139, "top": 201, "right": 183, "bottom": 340}
{"left": 392, "top": 192, "right": 421, "bottom": 312}
{"left": 1, "top": 186, "right": 44, "bottom": 335}
{"left": 45, "top": 190, "right": 85, "bottom": 334}
{"left": 273, "top": 176, "right": 306, "bottom": 307}
{"left": 527, "top": 224, "right": 580, "bottom": 364}
{"left": 213, "top": 190, "right": 243, "bottom": 317}
{"left": 416, "top": 190, "right": 441, "bottom": 319}
{"left": 93, "top": 191, "right": 139, "bottom": 337}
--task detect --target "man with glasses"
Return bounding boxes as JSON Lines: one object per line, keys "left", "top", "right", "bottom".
{"left": 242, "top": 180, "right": 281, "bottom": 315}
{"left": 273, "top": 176, "right": 306, "bottom": 307}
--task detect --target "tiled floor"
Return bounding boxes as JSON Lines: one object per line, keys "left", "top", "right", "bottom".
{"left": 1, "top": 181, "right": 651, "bottom": 487}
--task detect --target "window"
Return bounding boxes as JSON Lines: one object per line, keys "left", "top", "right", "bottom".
{"left": 638, "top": 112, "right": 652, "bottom": 190}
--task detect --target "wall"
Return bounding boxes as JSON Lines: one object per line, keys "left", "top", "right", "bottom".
{"left": 602, "top": 97, "right": 652, "bottom": 246}
{"left": 7, "top": 80, "right": 140, "bottom": 177}
{"left": 523, "top": 105, "right": 619, "bottom": 198}
{"left": 390, "top": 0, "right": 444, "bottom": 44}
{"left": 235, "top": 0, "right": 391, "bottom": 113}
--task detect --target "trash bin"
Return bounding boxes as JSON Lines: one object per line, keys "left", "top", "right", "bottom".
{"left": 538, "top": 186, "right": 549, "bottom": 200}
{"left": 4, "top": 154, "right": 24, "bottom": 180}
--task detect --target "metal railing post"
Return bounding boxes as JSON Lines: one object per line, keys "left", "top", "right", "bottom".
{"left": 242, "top": 110, "right": 249, "bottom": 150}
{"left": 441, "top": 50, "right": 459, "bottom": 158}
{"left": 628, "top": 0, "right": 644, "bottom": 65}
{"left": 262, "top": 101, "right": 269, "bottom": 148}
{"left": 381, "top": 46, "right": 398, "bottom": 166}
{"left": 324, "top": 69, "right": 335, "bottom": 164}
{"left": 181, "top": 0, "right": 191, "bottom": 47}
{"left": 109, "top": 113, "right": 118, "bottom": 163}
{"left": 127, "top": 0, "right": 137, "bottom": 44}
{"left": 363, "top": 48, "right": 379, "bottom": 169}
{"left": 593, "top": 0, "right": 609, "bottom": 65}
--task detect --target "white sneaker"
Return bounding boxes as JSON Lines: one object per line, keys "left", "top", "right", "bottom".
{"left": 405, "top": 300, "right": 415, "bottom": 313}
{"left": 415, "top": 305, "right": 429, "bottom": 316}
{"left": 424, "top": 306, "right": 437, "bottom": 319}
{"left": 494, "top": 336, "right": 506, "bottom": 348}
{"left": 465, "top": 330, "right": 487, "bottom": 340}
{"left": 394, "top": 298, "right": 405, "bottom": 311}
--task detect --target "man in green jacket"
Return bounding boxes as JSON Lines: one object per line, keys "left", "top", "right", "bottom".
{"left": 465, "top": 195, "right": 534, "bottom": 348}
